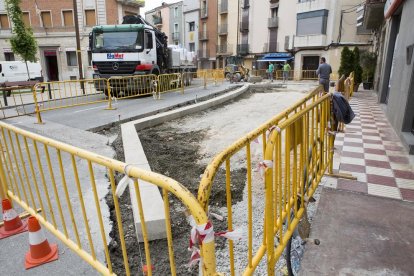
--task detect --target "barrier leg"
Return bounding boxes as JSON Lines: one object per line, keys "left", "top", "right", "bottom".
{"left": 32, "top": 87, "right": 44, "bottom": 125}
{"left": 105, "top": 81, "right": 116, "bottom": 110}
{"left": 204, "top": 73, "right": 207, "bottom": 90}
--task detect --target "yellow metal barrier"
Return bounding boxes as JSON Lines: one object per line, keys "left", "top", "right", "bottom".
{"left": 0, "top": 121, "right": 217, "bottom": 275}
{"left": 197, "top": 85, "right": 326, "bottom": 275}
{"left": 0, "top": 86, "right": 35, "bottom": 119}
{"left": 107, "top": 74, "right": 158, "bottom": 100}
{"left": 33, "top": 78, "right": 108, "bottom": 112}
{"left": 157, "top": 73, "right": 184, "bottom": 95}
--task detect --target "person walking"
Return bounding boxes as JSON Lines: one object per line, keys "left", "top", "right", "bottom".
{"left": 316, "top": 57, "right": 332, "bottom": 93}
{"left": 268, "top": 62, "right": 274, "bottom": 82}
{"left": 283, "top": 61, "right": 291, "bottom": 83}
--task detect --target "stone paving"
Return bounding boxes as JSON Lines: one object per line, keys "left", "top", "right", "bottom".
{"left": 323, "top": 90, "right": 414, "bottom": 201}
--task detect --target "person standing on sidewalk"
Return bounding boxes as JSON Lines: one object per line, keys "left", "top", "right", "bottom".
{"left": 316, "top": 57, "right": 332, "bottom": 93}
{"left": 283, "top": 61, "right": 291, "bottom": 83}
{"left": 268, "top": 62, "right": 274, "bottom": 82}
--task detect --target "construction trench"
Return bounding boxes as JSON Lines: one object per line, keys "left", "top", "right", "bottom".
{"left": 99, "top": 82, "right": 321, "bottom": 275}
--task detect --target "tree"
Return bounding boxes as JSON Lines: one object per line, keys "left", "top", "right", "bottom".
{"left": 6, "top": 0, "right": 38, "bottom": 80}
{"left": 353, "top": 47, "right": 363, "bottom": 85}
{"left": 338, "top": 46, "right": 354, "bottom": 78}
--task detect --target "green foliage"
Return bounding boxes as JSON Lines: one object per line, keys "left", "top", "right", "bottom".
{"left": 6, "top": 0, "right": 37, "bottom": 63}
{"left": 338, "top": 46, "right": 354, "bottom": 78}
{"left": 360, "top": 51, "right": 377, "bottom": 82}
{"left": 353, "top": 47, "right": 363, "bottom": 84}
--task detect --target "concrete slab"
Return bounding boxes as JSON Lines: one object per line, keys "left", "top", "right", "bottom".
{"left": 300, "top": 188, "right": 414, "bottom": 276}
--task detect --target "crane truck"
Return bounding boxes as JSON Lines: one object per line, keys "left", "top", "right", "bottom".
{"left": 89, "top": 15, "right": 196, "bottom": 96}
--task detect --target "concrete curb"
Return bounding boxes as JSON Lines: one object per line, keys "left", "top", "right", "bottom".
{"left": 121, "top": 84, "right": 250, "bottom": 241}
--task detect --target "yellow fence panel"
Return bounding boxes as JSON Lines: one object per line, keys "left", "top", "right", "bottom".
{"left": 197, "top": 85, "right": 327, "bottom": 275}
{"left": 107, "top": 74, "right": 158, "bottom": 99}
{"left": 0, "top": 86, "right": 35, "bottom": 119}
{"left": 0, "top": 121, "right": 217, "bottom": 276}
{"left": 157, "top": 73, "right": 184, "bottom": 94}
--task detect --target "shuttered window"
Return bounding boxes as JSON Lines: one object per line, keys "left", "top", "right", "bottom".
{"left": 22, "top": 12, "right": 30, "bottom": 27}
{"left": 85, "top": 10, "right": 96, "bottom": 26}
{"left": 0, "top": 14, "right": 9, "bottom": 29}
{"left": 62, "top": 10, "right": 74, "bottom": 27}
{"left": 41, "top": 11, "right": 52, "bottom": 28}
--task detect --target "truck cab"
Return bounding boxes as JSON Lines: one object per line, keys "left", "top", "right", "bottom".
{"left": 90, "top": 24, "right": 159, "bottom": 79}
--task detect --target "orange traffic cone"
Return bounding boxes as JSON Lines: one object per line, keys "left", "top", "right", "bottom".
{"left": 0, "top": 198, "right": 28, "bottom": 239}
{"left": 25, "top": 216, "right": 58, "bottom": 269}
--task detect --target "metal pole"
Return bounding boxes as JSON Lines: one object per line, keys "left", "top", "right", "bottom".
{"left": 73, "top": 0, "right": 85, "bottom": 94}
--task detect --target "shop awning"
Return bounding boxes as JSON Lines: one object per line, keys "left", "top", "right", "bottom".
{"left": 257, "top": 57, "right": 294, "bottom": 62}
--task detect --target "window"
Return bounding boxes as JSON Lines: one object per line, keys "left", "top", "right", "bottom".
{"left": 62, "top": 10, "right": 74, "bottom": 27}
{"left": 174, "top": 23, "right": 178, "bottom": 32}
{"left": 145, "top": 31, "right": 153, "bottom": 49}
{"left": 0, "top": 14, "right": 10, "bottom": 29}
{"left": 41, "top": 11, "right": 52, "bottom": 28}
{"left": 66, "top": 51, "right": 78, "bottom": 66}
{"left": 189, "top": 21, "right": 195, "bottom": 31}
{"left": 22, "top": 12, "right": 30, "bottom": 27}
{"left": 85, "top": 10, "right": 96, "bottom": 26}
{"left": 174, "top": 7, "right": 178, "bottom": 18}
{"left": 189, "top": 43, "right": 195, "bottom": 52}
{"left": 4, "top": 52, "right": 15, "bottom": 61}
{"left": 296, "top": 10, "right": 329, "bottom": 36}
{"left": 88, "top": 51, "right": 92, "bottom": 66}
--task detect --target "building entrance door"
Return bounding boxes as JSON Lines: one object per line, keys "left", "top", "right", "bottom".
{"left": 302, "top": 56, "right": 319, "bottom": 79}
{"left": 44, "top": 50, "right": 59, "bottom": 81}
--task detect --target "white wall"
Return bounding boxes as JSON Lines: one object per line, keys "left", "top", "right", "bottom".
{"left": 249, "top": 0, "right": 269, "bottom": 53}
{"left": 184, "top": 10, "right": 199, "bottom": 52}
{"left": 277, "top": 1, "right": 297, "bottom": 51}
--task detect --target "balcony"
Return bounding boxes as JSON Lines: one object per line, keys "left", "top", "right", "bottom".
{"left": 199, "top": 31, "right": 209, "bottom": 41}
{"left": 263, "top": 42, "right": 278, "bottom": 52}
{"left": 269, "top": 0, "right": 279, "bottom": 3}
{"left": 240, "top": 20, "right": 249, "bottom": 32}
{"left": 364, "top": 0, "right": 386, "bottom": 29}
{"left": 242, "top": 0, "right": 250, "bottom": 9}
{"left": 297, "top": 0, "right": 330, "bottom": 13}
{"left": 220, "top": 0, "right": 228, "bottom": 13}
{"left": 217, "top": 44, "right": 233, "bottom": 55}
{"left": 201, "top": 8, "right": 208, "bottom": 18}
{"left": 198, "top": 49, "right": 210, "bottom": 59}
{"left": 153, "top": 16, "right": 162, "bottom": 25}
{"left": 172, "top": 32, "right": 180, "bottom": 41}
{"left": 219, "top": 24, "right": 228, "bottom": 35}
{"left": 294, "top": 34, "right": 327, "bottom": 48}
{"left": 237, "top": 44, "right": 249, "bottom": 55}
{"left": 268, "top": 17, "right": 278, "bottom": 28}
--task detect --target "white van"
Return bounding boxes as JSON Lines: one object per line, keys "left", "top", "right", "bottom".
{"left": 0, "top": 61, "right": 43, "bottom": 83}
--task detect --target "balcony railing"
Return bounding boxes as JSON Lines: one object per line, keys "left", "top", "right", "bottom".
{"left": 199, "top": 31, "right": 208, "bottom": 40}
{"left": 297, "top": 0, "right": 330, "bottom": 13}
{"left": 201, "top": 8, "right": 208, "bottom": 18}
{"left": 364, "top": 0, "right": 386, "bottom": 29}
{"left": 268, "top": 17, "right": 278, "bottom": 28}
{"left": 217, "top": 44, "right": 233, "bottom": 55}
{"left": 220, "top": 0, "right": 228, "bottom": 13}
{"left": 237, "top": 44, "right": 249, "bottom": 55}
{"left": 240, "top": 20, "right": 249, "bottom": 32}
{"left": 153, "top": 16, "right": 162, "bottom": 25}
{"left": 219, "top": 24, "right": 228, "bottom": 35}
{"left": 198, "top": 49, "right": 210, "bottom": 59}
{"left": 172, "top": 32, "right": 180, "bottom": 41}
{"left": 294, "top": 34, "right": 327, "bottom": 48}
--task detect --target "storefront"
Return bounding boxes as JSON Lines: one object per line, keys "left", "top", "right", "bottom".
{"left": 378, "top": 0, "right": 414, "bottom": 153}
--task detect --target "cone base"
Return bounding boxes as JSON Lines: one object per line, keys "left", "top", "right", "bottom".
{"left": 0, "top": 218, "right": 28, "bottom": 240}
{"left": 25, "top": 243, "right": 59, "bottom": 269}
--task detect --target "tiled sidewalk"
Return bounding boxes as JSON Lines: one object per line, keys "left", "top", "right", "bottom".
{"left": 323, "top": 90, "right": 414, "bottom": 201}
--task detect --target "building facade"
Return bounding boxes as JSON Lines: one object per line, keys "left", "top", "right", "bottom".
{"left": 169, "top": 1, "right": 183, "bottom": 46}
{"left": 0, "top": 0, "right": 143, "bottom": 81}
{"left": 145, "top": 2, "right": 170, "bottom": 41}
{"left": 293, "top": 0, "right": 372, "bottom": 77}
{"left": 199, "top": 0, "right": 217, "bottom": 68}
{"left": 183, "top": 0, "right": 199, "bottom": 54}
{"left": 376, "top": 0, "right": 414, "bottom": 153}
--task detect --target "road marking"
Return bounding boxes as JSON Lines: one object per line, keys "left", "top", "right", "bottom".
{"left": 74, "top": 104, "right": 117, "bottom": 113}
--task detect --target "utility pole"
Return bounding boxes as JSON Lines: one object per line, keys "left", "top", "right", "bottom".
{"left": 73, "top": 0, "right": 85, "bottom": 94}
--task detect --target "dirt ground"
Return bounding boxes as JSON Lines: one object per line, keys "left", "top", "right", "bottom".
{"left": 99, "top": 84, "right": 318, "bottom": 275}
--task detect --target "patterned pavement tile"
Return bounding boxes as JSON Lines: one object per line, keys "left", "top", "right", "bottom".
{"left": 328, "top": 91, "right": 414, "bottom": 202}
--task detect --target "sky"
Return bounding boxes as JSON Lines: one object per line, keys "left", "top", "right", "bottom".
{"left": 140, "top": 0, "right": 181, "bottom": 15}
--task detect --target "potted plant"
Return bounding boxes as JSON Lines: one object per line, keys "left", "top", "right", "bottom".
{"left": 360, "top": 51, "right": 377, "bottom": 90}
